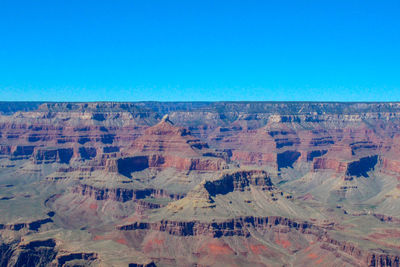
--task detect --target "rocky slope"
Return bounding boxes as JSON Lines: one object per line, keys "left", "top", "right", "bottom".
{"left": 1, "top": 102, "right": 400, "bottom": 266}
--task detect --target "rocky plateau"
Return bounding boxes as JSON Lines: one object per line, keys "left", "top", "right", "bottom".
{"left": 1, "top": 102, "right": 400, "bottom": 266}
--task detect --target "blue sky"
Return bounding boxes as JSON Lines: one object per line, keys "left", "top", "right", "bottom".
{"left": 0, "top": 0, "right": 399, "bottom": 101}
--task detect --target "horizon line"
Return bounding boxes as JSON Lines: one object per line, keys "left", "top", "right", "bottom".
{"left": 1, "top": 100, "right": 400, "bottom": 104}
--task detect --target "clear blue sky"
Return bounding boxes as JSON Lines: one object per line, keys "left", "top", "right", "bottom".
{"left": 0, "top": 0, "right": 399, "bottom": 101}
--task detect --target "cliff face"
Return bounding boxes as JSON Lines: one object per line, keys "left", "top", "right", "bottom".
{"left": 107, "top": 154, "right": 227, "bottom": 176}
{"left": 116, "top": 214, "right": 399, "bottom": 267}
{"left": 203, "top": 170, "right": 274, "bottom": 196}
{"left": 118, "top": 215, "right": 317, "bottom": 236}
{"left": 0, "top": 102, "right": 398, "bottom": 174}
{"left": 2, "top": 102, "right": 400, "bottom": 267}
{"left": 73, "top": 184, "right": 184, "bottom": 202}
{"left": 0, "top": 238, "right": 98, "bottom": 267}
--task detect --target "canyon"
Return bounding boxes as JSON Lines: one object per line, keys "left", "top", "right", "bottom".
{"left": 1, "top": 102, "right": 400, "bottom": 266}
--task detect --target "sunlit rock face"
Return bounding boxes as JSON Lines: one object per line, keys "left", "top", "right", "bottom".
{"left": 1, "top": 102, "right": 400, "bottom": 266}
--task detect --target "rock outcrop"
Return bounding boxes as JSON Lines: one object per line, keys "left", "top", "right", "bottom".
{"left": 118, "top": 215, "right": 317, "bottom": 237}
{"left": 73, "top": 184, "right": 184, "bottom": 202}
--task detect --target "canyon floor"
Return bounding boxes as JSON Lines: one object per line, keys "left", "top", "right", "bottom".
{"left": 0, "top": 102, "right": 400, "bottom": 266}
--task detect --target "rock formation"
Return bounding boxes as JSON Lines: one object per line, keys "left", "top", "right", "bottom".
{"left": 1, "top": 102, "right": 400, "bottom": 266}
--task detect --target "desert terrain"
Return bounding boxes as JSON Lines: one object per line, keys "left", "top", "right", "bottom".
{"left": 0, "top": 102, "right": 399, "bottom": 266}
